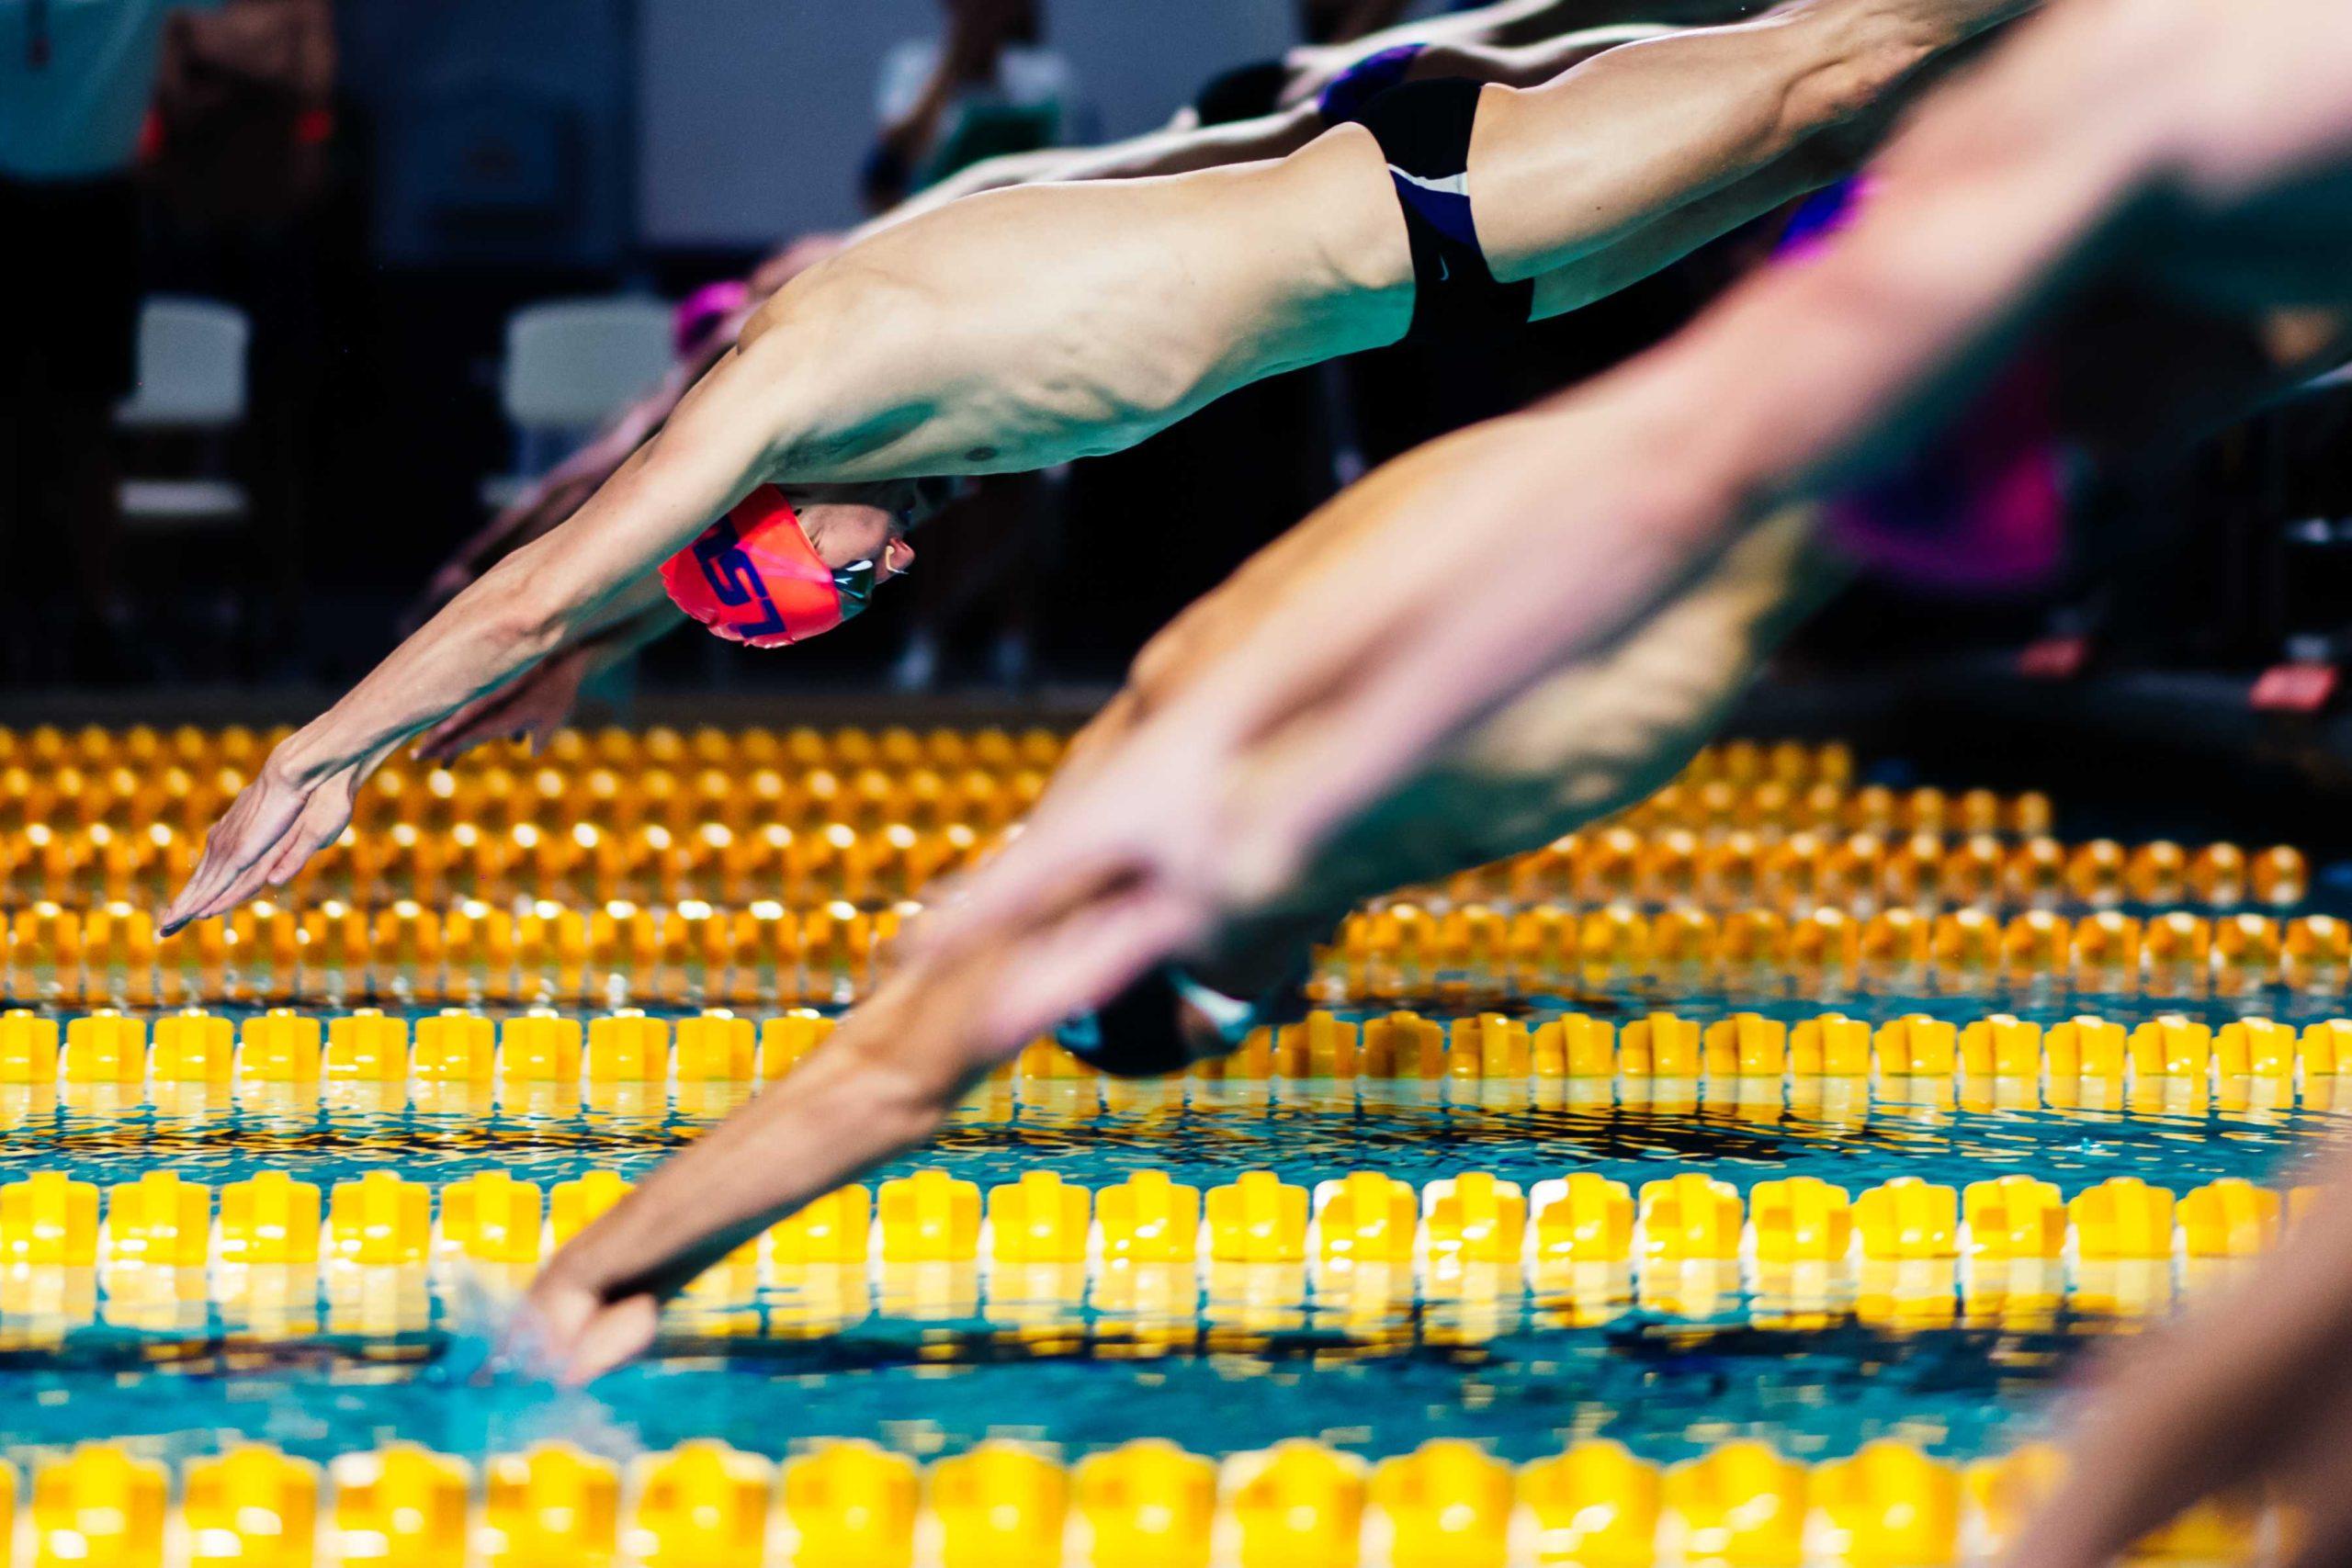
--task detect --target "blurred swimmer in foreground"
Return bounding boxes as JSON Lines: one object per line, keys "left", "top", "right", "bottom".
{"left": 920, "top": 0, "right": 2352, "bottom": 1050}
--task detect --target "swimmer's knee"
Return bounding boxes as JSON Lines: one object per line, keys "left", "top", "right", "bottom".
{"left": 1783, "top": 1, "right": 1948, "bottom": 134}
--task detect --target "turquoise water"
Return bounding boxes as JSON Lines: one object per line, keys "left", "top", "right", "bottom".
{"left": 0, "top": 988, "right": 2340, "bottom": 1472}
{"left": 0, "top": 1073, "right": 2332, "bottom": 1192}
{"left": 0, "top": 1309, "right": 2081, "bottom": 1471}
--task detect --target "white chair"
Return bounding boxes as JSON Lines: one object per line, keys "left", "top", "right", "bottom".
{"left": 480, "top": 296, "right": 674, "bottom": 510}
{"left": 115, "top": 297, "right": 252, "bottom": 528}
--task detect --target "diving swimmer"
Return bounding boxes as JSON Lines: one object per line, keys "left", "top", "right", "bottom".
{"left": 162, "top": 0, "right": 2026, "bottom": 933}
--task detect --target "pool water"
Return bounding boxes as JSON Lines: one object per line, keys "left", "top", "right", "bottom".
{"left": 0, "top": 988, "right": 2339, "bottom": 1478}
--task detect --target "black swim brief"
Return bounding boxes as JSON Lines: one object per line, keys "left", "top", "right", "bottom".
{"left": 1335, "top": 76, "right": 1533, "bottom": 344}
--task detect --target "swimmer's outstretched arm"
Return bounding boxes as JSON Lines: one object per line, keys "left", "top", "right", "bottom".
{"left": 519, "top": 945, "right": 1004, "bottom": 1381}
{"left": 161, "top": 352, "right": 791, "bottom": 930}
{"left": 517, "top": 436, "right": 1835, "bottom": 1384}
{"left": 164, "top": 132, "right": 1411, "bottom": 929}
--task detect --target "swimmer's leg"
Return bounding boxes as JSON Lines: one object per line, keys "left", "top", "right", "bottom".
{"left": 1523, "top": 121, "right": 1865, "bottom": 321}
{"left": 1468, "top": 0, "right": 2028, "bottom": 277}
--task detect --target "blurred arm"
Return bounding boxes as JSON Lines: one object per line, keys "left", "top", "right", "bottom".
{"left": 524, "top": 942, "right": 1021, "bottom": 1379}
{"left": 526, "top": 502, "right": 1836, "bottom": 1376}
{"left": 2003, "top": 1148, "right": 2352, "bottom": 1568}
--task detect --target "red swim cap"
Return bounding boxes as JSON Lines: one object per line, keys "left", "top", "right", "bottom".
{"left": 661, "top": 486, "right": 847, "bottom": 648}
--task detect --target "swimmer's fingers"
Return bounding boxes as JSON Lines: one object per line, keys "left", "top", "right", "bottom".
{"left": 486, "top": 1284, "right": 573, "bottom": 1384}
{"left": 258, "top": 783, "right": 358, "bottom": 892}
{"left": 414, "top": 684, "right": 531, "bottom": 765}
{"left": 191, "top": 773, "right": 353, "bottom": 925}
{"left": 557, "top": 1294, "right": 661, "bottom": 1385}
{"left": 499, "top": 1271, "right": 601, "bottom": 1383}
{"left": 160, "top": 768, "right": 315, "bottom": 934}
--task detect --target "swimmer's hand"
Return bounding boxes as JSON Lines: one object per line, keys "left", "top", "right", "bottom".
{"left": 502, "top": 1267, "right": 661, "bottom": 1386}
{"left": 413, "top": 641, "right": 595, "bottom": 763}
{"left": 160, "top": 738, "right": 399, "bottom": 937}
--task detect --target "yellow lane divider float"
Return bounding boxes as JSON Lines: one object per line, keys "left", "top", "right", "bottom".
{"left": 0, "top": 1166, "right": 2305, "bottom": 1332}
{"left": 0, "top": 1435, "right": 2270, "bottom": 1566}
{"left": 1, "top": 809, "right": 2299, "bottom": 914}
{"left": 0, "top": 735, "right": 1908, "bottom": 911}
{"left": 6, "top": 897, "right": 2342, "bottom": 1010}
{"left": 0, "top": 1008, "right": 2348, "bottom": 1097}
{"left": 0, "top": 732, "right": 1871, "bottom": 851}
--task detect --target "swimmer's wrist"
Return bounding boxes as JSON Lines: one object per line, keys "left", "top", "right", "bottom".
{"left": 265, "top": 721, "right": 357, "bottom": 788}
{"left": 536, "top": 1232, "right": 630, "bottom": 1304}
{"left": 274, "top": 704, "right": 410, "bottom": 788}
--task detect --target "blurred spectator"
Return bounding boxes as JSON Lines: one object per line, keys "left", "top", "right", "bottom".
{"left": 863, "top": 0, "right": 1073, "bottom": 213}
{"left": 145, "top": 0, "right": 335, "bottom": 670}
{"left": 0, "top": 0, "right": 204, "bottom": 679}
{"left": 150, "top": 0, "right": 331, "bottom": 231}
